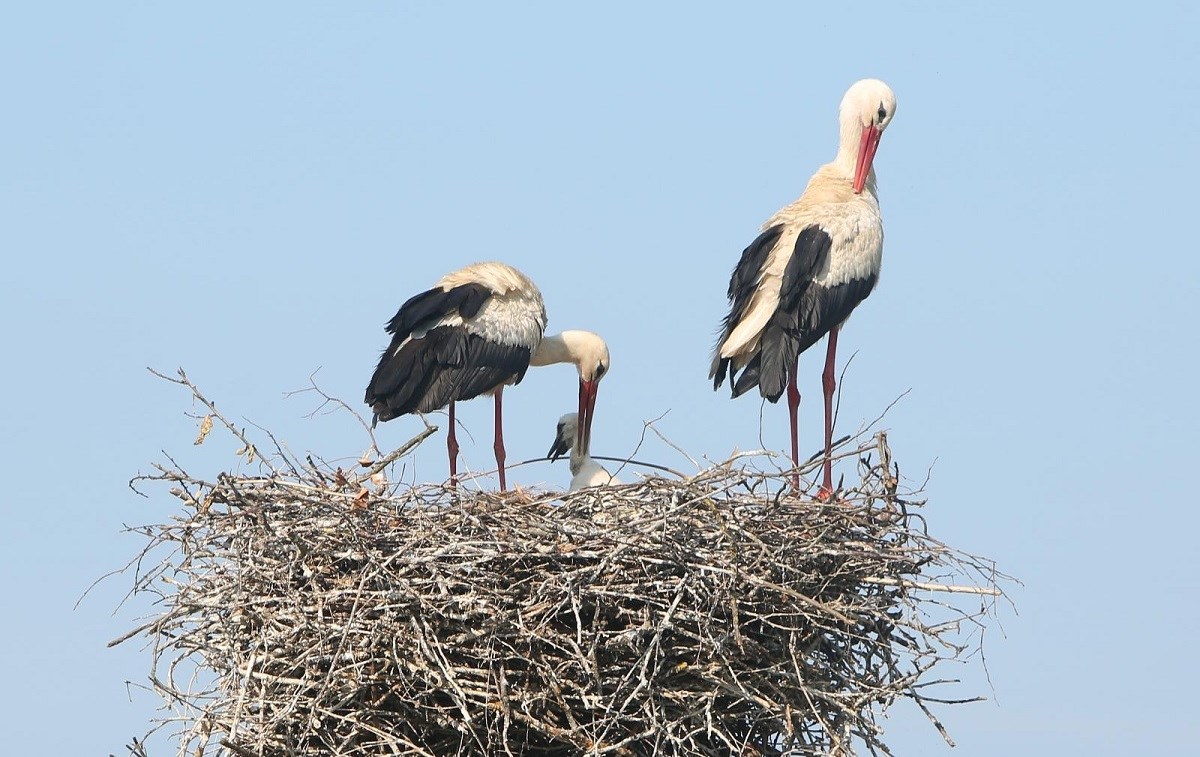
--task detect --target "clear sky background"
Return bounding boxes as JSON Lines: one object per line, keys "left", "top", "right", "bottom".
{"left": 2, "top": 2, "right": 1198, "bottom": 754}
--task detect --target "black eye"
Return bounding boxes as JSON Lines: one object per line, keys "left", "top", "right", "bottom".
{"left": 595, "top": 363, "right": 607, "bottom": 378}
{"left": 877, "top": 104, "right": 887, "bottom": 122}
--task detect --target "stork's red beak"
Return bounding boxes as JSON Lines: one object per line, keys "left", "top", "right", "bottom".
{"left": 853, "top": 124, "right": 882, "bottom": 194}
{"left": 576, "top": 378, "right": 598, "bottom": 456}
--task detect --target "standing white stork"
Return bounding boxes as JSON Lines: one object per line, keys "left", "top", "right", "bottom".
{"left": 547, "top": 412, "right": 620, "bottom": 491}
{"left": 711, "top": 79, "right": 897, "bottom": 496}
{"left": 365, "top": 261, "right": 610, "bottom": 491}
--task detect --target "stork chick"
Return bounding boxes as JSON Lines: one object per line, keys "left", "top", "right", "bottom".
{"left": 548, "top": 412, "right": 619, "bottom": 491}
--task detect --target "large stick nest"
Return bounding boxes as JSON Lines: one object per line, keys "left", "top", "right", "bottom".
{"left": 115, "top": 371, "right": 1008, "bottom": 757}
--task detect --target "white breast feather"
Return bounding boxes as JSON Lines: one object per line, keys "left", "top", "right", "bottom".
{"left": 809, "top": 206, "right": 883, "bottom": 288}
{"left": 441, "top": 262, "right": 546, "bottom": 348}
{"left": 569, "top": 460, "right": 618, "bottom": 491}
{"left": 464, "top": 293, "right": 546, "bottom": 348}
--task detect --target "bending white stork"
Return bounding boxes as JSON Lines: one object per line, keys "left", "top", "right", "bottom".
{"left": 365, "top": 261, "right": 610, "bottom": 491}
{"left": 547, "top": 412, "right": 620, "bottom": 491}
{"left": 711, "top": 79, "right": 897, "bottom": 496}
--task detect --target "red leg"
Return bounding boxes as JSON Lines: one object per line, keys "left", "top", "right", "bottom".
{"left": 820, "top": 328, "right": 839, "bottom": 498}
{"left": 786, "top": 358, "right": 801, "bottom": 492}
{"left": 447, "top": 400, "right": 459, "bottom": 489}
{"left": 493, "top": 387, "right": 507, "bottom": 492}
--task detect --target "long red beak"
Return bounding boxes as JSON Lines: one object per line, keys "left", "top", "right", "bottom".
{"left": 576, "top": 379, "right": 598, "bottom": 456}
{"left": 853, "top": 124, "right": 882, "bottom": 194}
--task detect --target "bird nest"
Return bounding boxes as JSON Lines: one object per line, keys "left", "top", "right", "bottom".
{"left": 114, "top": 371, "right": 1009, "bottom": 757}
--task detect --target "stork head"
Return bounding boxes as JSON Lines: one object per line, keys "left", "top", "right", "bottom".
{"left": 838, "top": 79, "right": 897, "bottom": 194}
{"left": 563, "top": 330, "right": 610, "bottom": 457}
{"left": 548, "top": 412, "right": 578, "bottom": 462}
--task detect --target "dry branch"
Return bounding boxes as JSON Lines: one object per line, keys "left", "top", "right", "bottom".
{"left": 116, "top": 372, "right": 1010, "bottom": 756}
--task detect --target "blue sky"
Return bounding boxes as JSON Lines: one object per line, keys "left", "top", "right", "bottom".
{"left": 3, "top": 2, "right": 1198, "bottom": 754}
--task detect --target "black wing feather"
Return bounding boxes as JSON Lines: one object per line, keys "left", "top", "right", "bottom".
{"left": 711, "top": 224, "right": 786, "bottom": 389}
{"left": 365, "top": 283, "right": 533, "bottom": 424}
{"left": 753, "top": 226, "right": 834, "bottom": 401}
{"left": 451, "top": 337, "right": 533, "bottom": 403}
{"left": 794, "top": 275, "right": 877, "bottom": 355}
{"left": 384, "top": 283, "right": 491, "bottom": 340}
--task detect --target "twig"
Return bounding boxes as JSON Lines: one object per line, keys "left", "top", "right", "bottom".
{"left": 861, "top": 577, "right": 1002, "bottom": 596}
{"left": 511, "top": 455, "right": 687, "bottom": 478}
{"left": 363, "top": 426, "right": 437, "bottom": 478}
{"left": 147, "top": 367, "right": 279, "bottom": 475}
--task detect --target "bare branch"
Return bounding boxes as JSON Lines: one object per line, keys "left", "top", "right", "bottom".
{"left": 147, "top": 367, "right": 279, "bottom": 475}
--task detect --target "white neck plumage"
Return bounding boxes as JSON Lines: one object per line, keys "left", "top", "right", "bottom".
{"left": 530, "top": 330, "right": 603, "bottom": 370}
{"left": 833, "top": 118, "right": 867, "bottom": 181}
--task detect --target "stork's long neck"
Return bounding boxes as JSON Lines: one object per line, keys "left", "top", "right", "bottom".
{"left": 530, "top": 333, "right": 572, "bottom": 368}
{"left": 568, "top": 442, "right": 588, "bottom": 477}
{"left": 832, "top": 115, "right": 865, "bottom": 182}
{"left": 530, "top": 329, "right": 607, "bottom": 373}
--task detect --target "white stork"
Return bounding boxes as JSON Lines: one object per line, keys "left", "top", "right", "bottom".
{"left": 365, "top": 261, "right": 610, "bottom": 491}
{"left": 547, "top": 412, "right": 620, "bottom": 491}
{"left": 711, "top": 79, "right": 897, "bottom": 495}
